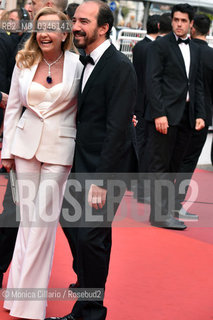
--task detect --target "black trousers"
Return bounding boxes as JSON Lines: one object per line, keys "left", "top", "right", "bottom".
{"left": 61, "top": 146, "right": 138, "bottom": 320}
{"left": 145, "top": 109, "right": 193, "bottom": 222}
{"left": 0, "top": 177, "right": 19, "bottom": 274}
{"left": 135, "top": 116, "right": 150, "bottom": 199}
{"left": 175, "top": 126, "right": 208, "bottom": 209}
{"left": 61, "top": 175, "right": 126, "bottom": 320}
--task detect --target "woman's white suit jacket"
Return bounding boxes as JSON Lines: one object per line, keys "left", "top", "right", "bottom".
{"left": 2, "top": 50, "right": 83, "bottom": 166}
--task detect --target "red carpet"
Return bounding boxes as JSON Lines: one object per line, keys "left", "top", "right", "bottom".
{"left": 0, "top": 169, "right": 213, "bottom": 319}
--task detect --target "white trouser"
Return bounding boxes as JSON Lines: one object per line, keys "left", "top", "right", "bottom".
{"left": 3, "top": 156, "right": 71, "bottom": 320}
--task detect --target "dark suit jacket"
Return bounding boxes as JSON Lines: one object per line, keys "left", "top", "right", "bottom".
{"left": 132, "top": 36, "right": 152, "bottom": 117}
{"left": 0, "top": 31, "right": 21, "bottom": 126}
{"left": 0, "top": 31, "right": 20, "bottom": 94}
{"left": 192, "top": 38, "right": 213, "bottom": 126}
{"left": 145, "top": 32, "right": 206, "bottom": 127}
{"left": 73, "top": 44, "right": 137, "bottom": 175}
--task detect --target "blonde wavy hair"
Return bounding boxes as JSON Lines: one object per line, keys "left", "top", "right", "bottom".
{"left": 17, "top": 7, "right": 75, "bottom": 69}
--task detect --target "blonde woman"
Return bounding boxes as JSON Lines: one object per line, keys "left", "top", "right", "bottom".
{"left": 1, "top": 7, "right": 82, "bottom": 320}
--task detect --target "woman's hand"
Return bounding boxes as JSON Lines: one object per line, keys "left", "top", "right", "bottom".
{"left": 1, "top": 159, "right": 15, "bottom": 172}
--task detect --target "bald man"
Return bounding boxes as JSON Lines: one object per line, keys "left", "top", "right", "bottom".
{"left": 32, "top": 0, "right": 68, "bottom": 15}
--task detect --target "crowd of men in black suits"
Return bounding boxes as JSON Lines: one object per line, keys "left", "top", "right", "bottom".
{"left": 133, "top": 4, "right": 213, "bottom": 230}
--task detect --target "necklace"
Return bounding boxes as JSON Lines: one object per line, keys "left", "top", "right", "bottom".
{"left": 43, "top": 52, "right": 63, "bottom": 84}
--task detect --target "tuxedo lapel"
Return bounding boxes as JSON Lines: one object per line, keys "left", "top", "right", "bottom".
{"left": 78, "top": 45, "right": 115, "bottom": 112}
{"left": 78, "top": 65, "right": 86, "bottom": 105}
{"left": 169, "top": 33, "right": 187, "bottom": 77}
{"left": 188, "top": 41, "right": 196, "bottom": 80}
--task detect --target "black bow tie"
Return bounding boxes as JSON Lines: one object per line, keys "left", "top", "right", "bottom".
{"left": 177, "top": 37, "right": 190, "bottom": 45}
{"left": 79, "top": 55, "right": 95, "bottom": 66}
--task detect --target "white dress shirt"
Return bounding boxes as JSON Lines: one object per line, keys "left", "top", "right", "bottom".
{"left": 174, "top": 33, "right": 190, "bottom": 101}
{"left": 146, "top": 35, "right": 155, "bottom": 42}
{"left": 81, "top": 39, "right": 111, "bottom": 91}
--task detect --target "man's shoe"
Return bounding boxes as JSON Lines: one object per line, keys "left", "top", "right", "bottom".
{"left": 150, "top": 216, "right": 187, "bottom": 230}
{"left": 69, "top": 280, "right": 80, "bottom": 289}
{"left": 45, "top": 313, "right": 79, "bottom": 320}
{"left": 0, "top": 273, "right": 3, "bottom": 288}
{"left": 173, "top": 207, "right": 199, "bottom": 221}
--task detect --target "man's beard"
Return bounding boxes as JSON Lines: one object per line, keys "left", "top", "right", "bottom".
{"left": 73, "top": 28, "right": 99, "bottom": 49}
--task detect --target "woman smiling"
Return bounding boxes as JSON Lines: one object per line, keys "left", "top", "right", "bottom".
{"left": 1, "top": 7, "right": 82, "bottom": 320}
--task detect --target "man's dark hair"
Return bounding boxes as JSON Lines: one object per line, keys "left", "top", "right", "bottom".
{"left": 146, "top": 14, "right": 160, "bottom": 34}
{"left": 171, "top": 3, "right": 195, "bottom": 21}
{"left": 9, "top": 8, "right": 30, "bottom": 21}
{"left": 193, "top": 14, "right": 210, "bottom": 35}
{"left": 159, "top": 12, "right": 172, "bottom": 34}
{"left": 67, "top": 3, "right": 79, "bottom": 20}
{"left": 97, "top": 0, "right": 114, "bottom": 39}
{"left": 85, "top": 0, "right": 113, "bottom": 39}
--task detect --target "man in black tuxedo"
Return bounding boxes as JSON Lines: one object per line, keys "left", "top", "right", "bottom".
{"left": 133, "top": 13, "right": 172, "bottom": 203}
{"left": 133, "top": 14, "right": 159, "bottom": 133}
{"left": 132, "top": 15, "right": 159, "bottom": 202}
{"left": 0, "top": 29, "right": 20, "bottom": 145}
{"left": 145, "top": 3, "right": 206, "bottom": 230}
{"left": 157, "top": 12, "right": 172, "bottom": 37}
{"left": 174, "top": 14, "right": 213, "bottom": 219}
{"left": 46, "top": 1, "right": 137, "bottom": 320}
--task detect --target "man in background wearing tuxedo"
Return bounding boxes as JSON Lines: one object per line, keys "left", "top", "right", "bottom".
{"left": 174, "top": 14, "right": 213, "bottom": 219}
{"left": 145, "top": 3, "right": 206, "bottom": 230}
{"left": 133, "top": 13, "right": 172, "bottom": 204}
{"left": 132, "top": 15, "right": 159, "bottom": 202}
{"left": 157, "top": 12, "right": 172, "bottom": 37}
{"left": 46, "top": 1, "right": 137, "bottom": 320}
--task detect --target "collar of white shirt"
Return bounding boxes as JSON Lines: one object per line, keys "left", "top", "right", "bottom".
{"left": 146, "top": 35, "right": 155, "bottom": 41}
{"left": 81, "top": 39, "right": 111, "bottom": 92}
{"left": 89, "top": 39, "right": 111, "bottom": 65}
{"left": 174, "top": 33, "right": 189, "bottom": 43}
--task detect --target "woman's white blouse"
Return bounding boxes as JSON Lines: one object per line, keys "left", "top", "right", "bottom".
{"left": 28, "top": 82, "right": 63, "bottom": 114}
